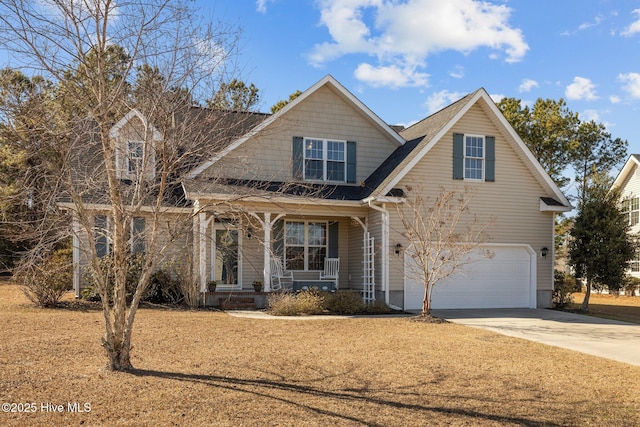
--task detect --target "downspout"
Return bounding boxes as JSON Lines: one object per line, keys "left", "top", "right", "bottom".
{"left": 366, "top": 199, "right": 402, "bottom": 311}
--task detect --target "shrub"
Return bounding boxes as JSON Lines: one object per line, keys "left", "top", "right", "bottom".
{"left": 267, "top": 290, "right": 325, "bottom": 316}
{"left": 323, "top": 291, "right": 365, "bottom": 314}
{"left": 553, "top": 270, "right": 576, "bottom": 309}
{"left": 20, "top": 248, "right": 73, "bottom": 307}
{"left": 362, "top": 300, "right": 393, "bottom": 314}
{"left": 623, "top": 276, "right": 640, "bottom": 297}
{"left": 82, "top": 253, "right": 149, "bottom": 304}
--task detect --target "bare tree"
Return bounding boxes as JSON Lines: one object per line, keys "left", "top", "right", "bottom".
{"left": 0, "top": 0, "right": 252, "bottom": 371}
{"left": 395, "top": 186, "right": 493, "bottom": 316}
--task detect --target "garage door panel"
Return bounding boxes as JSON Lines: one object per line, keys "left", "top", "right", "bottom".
{"left": 404, "top": 245, "right": 534, "bottom": 310}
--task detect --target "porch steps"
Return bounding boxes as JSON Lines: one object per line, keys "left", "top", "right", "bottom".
{"left": 220, "top": 296, "right": 256, "bottom": 310}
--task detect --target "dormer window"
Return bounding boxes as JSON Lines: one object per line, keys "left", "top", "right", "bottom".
{"left": 127, "top": 141, "right": 144, "bottom": 176}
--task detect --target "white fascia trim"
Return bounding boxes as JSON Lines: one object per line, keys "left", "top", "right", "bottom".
{"left": 187, "top": 75, "right": 405, "bottom": 180}
{"left": 540, "top": 199, "right": 572, "bottom": 212}
{"left": 57, "top": 202, "right": 192, "bottom": 214}
{"left": 186, "top": 192, "right": 364, "bottom": 208}
{"left": 376, "top": 89, "right": 571, "bottom": 210}
{"left": 109, "top": 109, "right": 163, "bottom": 141}
{"left": 612, "top": 155, "right": 640, "bottom": 189}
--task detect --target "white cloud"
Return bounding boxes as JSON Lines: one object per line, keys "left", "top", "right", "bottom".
{"left": 424, "top": 89, "right": 465, "bottom": 115}
{"left": 618, "top": 72, "right": 640, "bottom": 98}
{"left": 610, "top": 95, "right": 621, "bottom": 104}
{"left": 256, "top": 0, "right": 278, "bottom": 14}
{"left": 581, "top": 109, "right": 600, "bottom": 122}
{"left": 622, "top": 9, "right": 640, "bottom": 36}
{"left": 309, "top": 0, "right": 528, "bottom": 88}
{"left": 565, "top": 77, "right": 598, "bottom": 101}
{"left": 354, "top": 63, "right": 429, "bottom": 88}
{"left": 518, "top": 78, "right": 539, "bottom": 93}
{"left": 449, "top": 65, "right": 464, "bottom": 79}
{"left": 578, "top": 15, "right": 603, "bottom": 31}
{"left": 490, "top": 93, "right": 505, "bottom": 103}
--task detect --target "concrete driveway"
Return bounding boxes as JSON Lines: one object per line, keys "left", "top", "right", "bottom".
{"left": 431, "top": 308, "right": 640, "bottom": 366}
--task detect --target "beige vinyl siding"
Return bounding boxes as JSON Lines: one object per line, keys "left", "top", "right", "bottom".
{"left": 76, "top": 211, "right": 191, "bottom": 288}
{"left": 390, "top": 104, "right": 556, "bottom": 297}
{"left": 619, "top": 164, "right": 640, "bottom": 235}
{"left": 205, "top": 85, "right": 400, "bottom": 183}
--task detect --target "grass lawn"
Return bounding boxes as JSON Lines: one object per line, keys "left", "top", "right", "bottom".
{"left": 570, "top": 292, "right": 640, "bottom": 324}
{"left": 1, "top": 282, "right": 639, "bottom": 426}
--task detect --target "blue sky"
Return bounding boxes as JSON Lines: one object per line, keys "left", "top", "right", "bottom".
{"left": 207, "top": 0, "right": 640, "bottom": 167}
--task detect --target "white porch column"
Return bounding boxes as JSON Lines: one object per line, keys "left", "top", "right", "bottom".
{"left": 198, "top": 211, "right": 213, "bottom": 292}
{"left": 72, "top": 216, "right": 80, "bottom": 298}
{"left": 263, "top": 213, "right": 272, "bottom": 292}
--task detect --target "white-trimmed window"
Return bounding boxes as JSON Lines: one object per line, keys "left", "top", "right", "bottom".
{"left": 630, "top": 255, "right": 640, "bottom": 272}
{"left": 131, "top": 217, "right": 146, "bottom": 254}
{"left": 284, "top": 221, "right": 327, "bottom": 270}
{"left": 127, "top": 141, "right": 144, "bottom": 176}
{"left": 304, "top": 138, "right": 346, "bottom": 182}
{"left": 94, "top": 215, "right": 111, "bottom": 258}
{"left": 464, "top": 135, "right": 484, "bottom": 180}
{"left": 622, "top": 197, "right": 640, "bottom": 226}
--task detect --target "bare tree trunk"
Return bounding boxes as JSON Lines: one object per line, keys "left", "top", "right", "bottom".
{"left": 421, "top": 284, "right": 431, "bottom": 317}
{"left": 581, "top": 278, "right": 591, "bottom": 312}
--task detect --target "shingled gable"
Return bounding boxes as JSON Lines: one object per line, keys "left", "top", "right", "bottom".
{"left": 185, "top": 74, "right": 405, "bottom": 180}
{"left": 366, "top": 88, "right": 571, "bottom": 210}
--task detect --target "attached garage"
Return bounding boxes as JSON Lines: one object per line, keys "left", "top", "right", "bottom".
{"left": 403, "top": 244, "right": 536, "bottom": 310}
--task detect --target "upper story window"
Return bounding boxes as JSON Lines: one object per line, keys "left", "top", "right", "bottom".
{"left": 293, "top": 136, "right": 356, "bottom": 184}
{"left": 127, "top": 141, "right": 144, "bottom": 176}
{"left": 453, "top": 133, "right": 495, "bottom": 182}
{"left": 464, "top": 135, "right": 484, "bottom": 180}
{"left": 622, "top": 197, "right": 640, "bottom": 226}
{"left": 304, "top": 138, "right": 346, "bottom": 182}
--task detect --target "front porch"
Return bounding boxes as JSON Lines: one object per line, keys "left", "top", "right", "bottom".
{"left": 192, "top": 207, "right": 383, "bottom": 305}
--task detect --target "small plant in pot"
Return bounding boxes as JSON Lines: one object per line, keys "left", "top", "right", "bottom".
{"left": 207, "top": 280, "right": 217, "bottom": 292}
{"left": 252, "top": 281, "right": 263, "bottom": 292}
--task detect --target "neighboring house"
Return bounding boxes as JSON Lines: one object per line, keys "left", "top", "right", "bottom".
{"left": 68, "top": 75, "right": 571, "bottom": 310}
{"left": 612, "top": 154, "right": 640, "bottom": 278}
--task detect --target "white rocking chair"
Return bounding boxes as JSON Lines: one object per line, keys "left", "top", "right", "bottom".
{"left": 270, "top": 256, "right": 293, "bottom": 291}
{"left": 319, "top": 257, "right": 339, "bottom": 288}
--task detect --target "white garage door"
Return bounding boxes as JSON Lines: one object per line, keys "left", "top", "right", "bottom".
{"left": 404, "top": 245, "right": 536, "bottom": 310}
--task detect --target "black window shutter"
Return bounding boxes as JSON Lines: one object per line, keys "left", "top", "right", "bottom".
{"left": 292, "top": 136, "right": 303, "bottom": 179}
{"left": 328, "top": 221, "right": 339, "bottom": 258}
{"left": 485, "top": 136, "right": 495, "bottom": 182}
{"left": 346, "top": 141, "right": 356, "bottom": 183}
{"left": 453, "top": 133, "right": 464, "bottom": 180}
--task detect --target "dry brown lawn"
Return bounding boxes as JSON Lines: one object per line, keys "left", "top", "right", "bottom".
{"left": 571, "top": 292, "right": 640, "bottom": 324}
{"left": 1, "top": 281, "right": 639, "bottom": 426}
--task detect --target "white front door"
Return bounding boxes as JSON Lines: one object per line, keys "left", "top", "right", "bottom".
{"left": 211, "top": 225, "right": 242, "bottom": 290}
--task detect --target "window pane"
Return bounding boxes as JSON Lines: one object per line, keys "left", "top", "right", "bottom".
{"left": 327, "top": 141, "right": 345, "bottom": 161}
{"left": 132, "top": 217, "right": 145, "bottom": 254}
{"left": 286, "top": 247, "right": 305, "bottom": 270}
{"left": 308, "top": 247, "right": 326, "bottom": 271}
{"left": 632, "top": 211, "right": 639, "bottom": 226}
{"left": 304, "top": 159, "right": 323, "bottom": 180}
{"left": 465, "top": 136, "right": 483, "bottom": 158}
{"left": 465, "top": 158, "right": 483, "bottom": 180}
{"left": 285, "top": 222, "right": 304, "bottom": 245}
{"left": 305, "top": 139, "right": 323, "bottom": 159}
{"left": 327, "top": 161, "right": 345, "bottom": 181}
{"left": 308, "top": 223, "right": 326, "bottom": 246}
{"left": 95, "top": 215, "right": 108, "bottom": 258}
{"left": 128, "top": 141, "right": 143, "bottom": 174}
